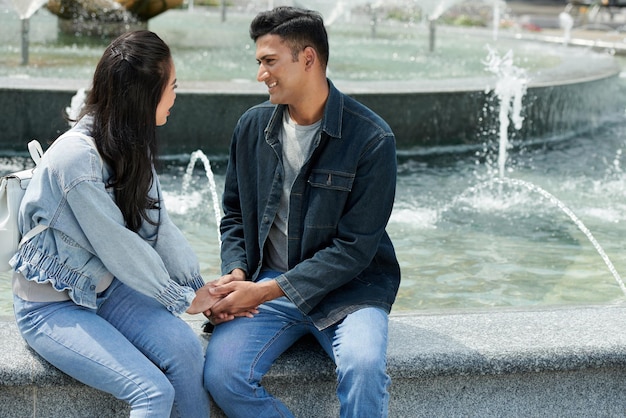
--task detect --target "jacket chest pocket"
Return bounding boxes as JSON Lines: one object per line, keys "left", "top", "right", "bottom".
{"left": 305, "top": 170, "right": 355, "bottom": 230}
{"left": 308, "top": 169, "right": 354, "bottom": 192}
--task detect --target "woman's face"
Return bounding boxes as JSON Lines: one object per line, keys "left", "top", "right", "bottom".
{"left": 156, "top": 60, "right": 177, "bottom": 126}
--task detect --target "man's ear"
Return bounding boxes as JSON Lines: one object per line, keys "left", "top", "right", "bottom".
{"left": 303, "top": 46, "right": 317, "bottom": 69}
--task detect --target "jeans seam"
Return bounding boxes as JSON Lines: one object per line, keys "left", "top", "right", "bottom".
{"left": 247, "top": 320, "right": 298, "bottom": 383}
{"left": 248, "top": 321, "right": 302, "bottom": 418}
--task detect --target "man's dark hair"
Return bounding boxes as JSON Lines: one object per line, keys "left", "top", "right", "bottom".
{"left": 250, "top": 6, "right": 329, "bottom": 68}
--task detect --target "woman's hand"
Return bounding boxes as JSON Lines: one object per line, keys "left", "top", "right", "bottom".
{"left": 208, "top": 279, "right": 283, "bottom": 321}
{"left": 209, "top": 268, "right": 247, "bottom": 287}
{"left": 186, "top": 283, "right": 221, "bottom": 315}
{"left": 199, "top": 268, "right": 254, "bottom": 322}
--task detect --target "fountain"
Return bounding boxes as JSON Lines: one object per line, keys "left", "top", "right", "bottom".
{"left": 485, "top": 46, "right": 626, "bottom": 297}
{"left": 483, "top": 46, "right": 528, "bottom": 179}
{"left": 0, "top": 1, "right": 622, "bottom": 155}
{"left": 181, "top": 150, "right": 222, "bottom": 246}
{"left": 421, "top": 0, "right": 462, "bottom": 51}
{"left": 559, "top": 10, "right": 574, "bottom": 46}
{"left": 9, "top": 0, "right": 48, "bottom": 65}
{"left": 7, "top": 0, "right": 184, "bottom": 66}
{"left": 1, "top": 0, "right": 626, "bottom": 314}
{"left": 4, "top": 2, "right": 626, "bottom": 415}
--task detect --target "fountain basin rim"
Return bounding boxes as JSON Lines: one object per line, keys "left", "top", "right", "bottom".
{"left": 1, "top": 49, "right": 619, "bottom": 95}
{"left": 1, "top": 71, "right": 618, "bottom": 96}
{"left": 389, "top": 302, "right": 626, "bottom": 319}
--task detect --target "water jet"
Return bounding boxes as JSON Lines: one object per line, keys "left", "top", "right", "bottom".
{"left": 4, "top": 3, "right": 626, "bottom": 415}
{"left": 1, "top": 0, "right": 625, "bottom": 314}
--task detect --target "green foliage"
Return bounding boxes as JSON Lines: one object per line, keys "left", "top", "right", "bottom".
{"left": 440, "top": 14, "right": 487, "bottom": 27}
{"left": 386, "top": 7, "right": 422, "bottom": 22}
{"left": 190, "top": 0, "right": 231, "bottom": 7}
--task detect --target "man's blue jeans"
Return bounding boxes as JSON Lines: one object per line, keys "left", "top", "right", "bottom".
{"left": 204, "top": 271, "right": 391, "bottom": 418}
{"left": 13, "top": 278, "right": 210, "bottom": 418}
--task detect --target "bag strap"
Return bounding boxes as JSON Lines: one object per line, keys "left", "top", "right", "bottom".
{"left": 17, "top": 140, "right": 46, "bottom": 250}
{"left": 28, "top": 140, "right": 43, "bottom": 165}
{"left": 18, "top": 224, "right": 48, "bottom": 248}
{"left": 18, "top": 133, "right": 99, "bottom": 249}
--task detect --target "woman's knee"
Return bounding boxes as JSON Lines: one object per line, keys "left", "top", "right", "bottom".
{"left": 125, "top": 374, "right": 175, "bottom": 414}
{"left": 151, "top": 320, "right": 205, "bottom": 373}
{"left": 171, "top": 334, "right": 204, "bottom": 369}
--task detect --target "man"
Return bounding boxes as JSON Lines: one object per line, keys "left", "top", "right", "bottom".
{"left": 204, "top": 6, "right": 401, "bottom": 417}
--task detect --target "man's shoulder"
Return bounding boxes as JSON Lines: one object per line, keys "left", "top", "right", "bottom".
{"left": 234, "top": 101, "right": 274, "bottom": 127}
{"left": 341, "top": 94, "right": 393, "bottom": 134}
{"left": 328, "top": 82, "right": 387, "bottom": 124}
{"left": 243, "top": 100, "right": 276, "bottom": 117}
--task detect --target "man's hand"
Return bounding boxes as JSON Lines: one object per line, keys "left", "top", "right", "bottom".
{"left": 202, "top": 268, "right": 257, "bottom": 324}
{"left": 209, "top": 279, "right": 284, "bottom": 321}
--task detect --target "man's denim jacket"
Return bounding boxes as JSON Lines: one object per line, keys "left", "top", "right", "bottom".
{"left": 10, "top": 117, "right": 203, "bottom": 315}
{"left": 221, "top": 79, "right": 401, "bottom": 330}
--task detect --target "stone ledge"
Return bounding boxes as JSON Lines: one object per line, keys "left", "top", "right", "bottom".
{"left": 3, "top": 304, "right": 626, "bottom": 417}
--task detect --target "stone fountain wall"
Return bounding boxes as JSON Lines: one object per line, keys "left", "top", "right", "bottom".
{"left": 4, "top": 306, "right": 626, "bottom": 416}
{"left": 0, "top": 62, "right": 621, "bottom": 155}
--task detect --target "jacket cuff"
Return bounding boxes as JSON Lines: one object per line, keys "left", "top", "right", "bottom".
{"left": 182, "top": 273, "right": 205, "bottom": 291}
{"left": 275, "top": 274, "right": 313, "bottom": 313}
{"left": 221, "top": 260, "right": 248, "bottom": 277}
{"left": 156, "top": 281, "right": 195, "bottom": 316}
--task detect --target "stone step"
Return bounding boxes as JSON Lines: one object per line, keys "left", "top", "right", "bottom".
{"left": 3, "top": 305, "right": 626, "bottom": 417}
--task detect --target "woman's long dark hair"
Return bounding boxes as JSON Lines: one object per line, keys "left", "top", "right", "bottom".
{"left": 78, "top": 30, "right": 171, "bottom": 232}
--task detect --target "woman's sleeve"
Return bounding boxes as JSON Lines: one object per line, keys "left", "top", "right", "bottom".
{"left": 65, "top": 173, "right": 196, "bottom": 316}
{"left": 151, "top": 175, "right": 205, "bottom": 291}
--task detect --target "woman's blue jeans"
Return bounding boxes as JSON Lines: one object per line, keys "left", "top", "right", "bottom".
{"left": 13, "top": 278, "right": 210, "bottom": 418}
{"left": 204, "top": 271, "right": 391, "bottom": 418}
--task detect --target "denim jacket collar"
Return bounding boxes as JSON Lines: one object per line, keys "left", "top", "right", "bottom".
{"left": 264, "top": 79, "right": 343, "bottom": 143}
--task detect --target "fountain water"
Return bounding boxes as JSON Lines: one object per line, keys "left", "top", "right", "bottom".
{"left": 419, "top": 0, "right": 498, "bottom": 51}
{"left": 155, "top": 41, "right": 626, "bottom": 313}
{"left": 10, "top": 0, "right": 45, "bottom": 20}
{"left": 483, "top": 47, "right": 528, "bottom": 179}
{"left": 9, "top": 0, "right": 47, "bottom": 65}
{"left": 491, "top": 177, "right": 626, "bottom": 296}
{"left": 181, "top": 150, "right": 222, "bottom": 246}
{"left": 1, "top": 1, "right": 626, "bottom": 316}
{"left": 66, "top": 88, "right": 87, "bottom": 126}
{"left": 559, "top": 11, "right": 574, "bottom": 47}
{"left": 460, "top": 44, "right": 626, "bottom": 298}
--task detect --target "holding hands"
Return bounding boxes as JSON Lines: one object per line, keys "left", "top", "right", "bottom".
{"left": 201, "top": 268, "right": 285, "bottom": 324}
{"left": 186, "top": 284, "right": 222, "bottom": 315}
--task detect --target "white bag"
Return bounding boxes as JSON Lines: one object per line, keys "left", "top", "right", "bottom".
{"left": 0, "top": 140, "right": 46, "bottom": 271}
{"left": 0, "top": 133, "right": 99, "bottom": 271}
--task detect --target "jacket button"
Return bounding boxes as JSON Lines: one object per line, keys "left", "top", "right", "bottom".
{"left": 90, "top": 285, "right": 96, "bottom": 291}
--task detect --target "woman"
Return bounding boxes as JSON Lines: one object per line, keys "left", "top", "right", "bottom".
{"left": 11, "top": 30, "right": 213, "bottom": 417}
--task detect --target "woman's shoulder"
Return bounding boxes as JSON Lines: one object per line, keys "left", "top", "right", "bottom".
{"left": 47, "top": 131, "right": 96, "bottom": 159}
{"left": 43, "top": 130, "right": 102, "bottom": 181}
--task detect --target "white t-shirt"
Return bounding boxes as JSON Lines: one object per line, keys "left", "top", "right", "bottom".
{"left": 264, "top": 110, "right": 321, "bottom": 272}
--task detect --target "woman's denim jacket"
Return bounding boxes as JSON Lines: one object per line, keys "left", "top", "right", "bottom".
{"left": 221, "top": 79, "right": 401, "bottom": 330}
{"left": 10, "top": 117, "right": 203, "bottom": 315}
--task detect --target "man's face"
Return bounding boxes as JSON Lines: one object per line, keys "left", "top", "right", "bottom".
{"left": 255, "top": 34, "right": 306, "bottom": 105}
